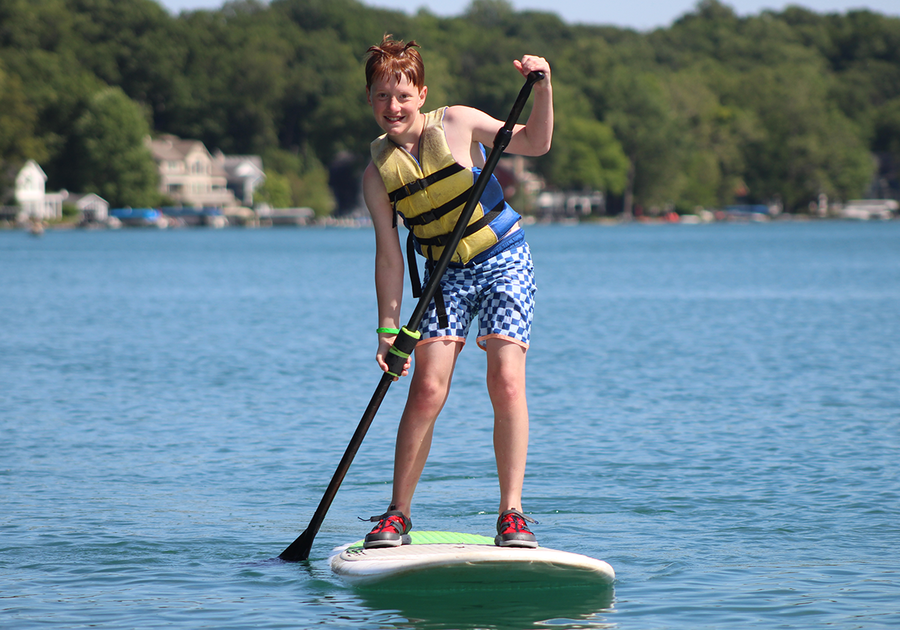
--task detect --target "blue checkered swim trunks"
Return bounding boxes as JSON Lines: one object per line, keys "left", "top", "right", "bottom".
{"left": 419, "top": 241, "right": 536, "bottom": 350}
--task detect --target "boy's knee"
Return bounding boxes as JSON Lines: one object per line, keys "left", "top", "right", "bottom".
{"left": 409, "top": 375, "right": 451, "bottom": 408}
{"left": 486, "top": 369, "right": 525, "bottom": 404}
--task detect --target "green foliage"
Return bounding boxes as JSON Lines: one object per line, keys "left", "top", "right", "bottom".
{"left": 604, "top": 69, "right": 685, "bottom": 212}
{"left": 0, "top": 0, "right": 896, "bottom": 214}
{"left": 664, "top": 68, "right": 757, "bottom": 208}
{"left": 257, "top": 169, "right": 292, "bottom": 209}
{"left": 261, "top": 148, "right": 336, "bottom": 216}
{"left": 874, "top": 98, "right": 900, "bottom": 157}
{"left": 737, "top": 60, "right": 873, "bottom": 208}
{"left": 61, "top": 202, "right": 79, "bottom": 218}
{"left": 0, "top": 61, "right": 47, "bottom": 197}
{"left": 69, "top": 87, "right": 159, "bottom": 207}
{"left": 542, "top": 114, "right": 628, "bottom": 194}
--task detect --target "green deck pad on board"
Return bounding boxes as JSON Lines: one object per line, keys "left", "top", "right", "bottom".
{"left": 347, "top": 530, "right": 495, "bottom": 550}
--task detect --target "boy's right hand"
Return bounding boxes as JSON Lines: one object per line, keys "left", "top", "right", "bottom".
{"left": 377, "top": 334, "right": 410, "bottom": 380}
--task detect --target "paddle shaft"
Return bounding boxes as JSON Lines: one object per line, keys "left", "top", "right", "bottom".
{"left": 279, "top": 71, "right": 545, "bottom": 562}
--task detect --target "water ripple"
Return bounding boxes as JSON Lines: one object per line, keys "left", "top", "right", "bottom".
{"left": 2, "top": 224, "right": 899, "bottom": 629}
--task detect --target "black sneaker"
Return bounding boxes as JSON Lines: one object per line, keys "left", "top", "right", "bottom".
{"left": 495, "top": 509, "right": 538, "bottom": 548}
{"left": 363, "top": 509, "right": 412, "bottom": 549}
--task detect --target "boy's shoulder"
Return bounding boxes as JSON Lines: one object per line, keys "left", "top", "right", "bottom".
{"left": 441, "top": 104, "right": 474, "bottom": 121}
{"left": 442, "top": 104, "right": 493, "bottom": 132}
{"left": 440, "top": 105, "right": 484, "bottom": 140}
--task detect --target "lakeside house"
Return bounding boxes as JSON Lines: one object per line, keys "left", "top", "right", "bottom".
{"left": 147, "top": 134, "right": 234, "bottom": 209}
{"left": 146, "top": 135, "right": 266, "bottom": 210}
{"left": 1, "top": 161, "right": 110, "bottom": 225}
{"left": 1, "top": 160, "right": 69, "bottom": 222}
{"left": 67, "top": 193, "right": 109, "bottom": 222}
{"left": 213, "top": 150, "right": 266, "bottom": 207}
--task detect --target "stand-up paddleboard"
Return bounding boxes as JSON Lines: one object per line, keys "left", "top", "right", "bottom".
{"left": 330, "top": 531, "right": 615, "bottom": 591}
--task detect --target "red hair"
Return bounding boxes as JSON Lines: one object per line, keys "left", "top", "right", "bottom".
{"left": 365, "top": 35, "right": 424, "bottom": 89}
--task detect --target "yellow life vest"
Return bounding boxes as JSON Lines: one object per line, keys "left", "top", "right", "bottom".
{"left": 371, "top": 107, "right": 516, "bottom": 264}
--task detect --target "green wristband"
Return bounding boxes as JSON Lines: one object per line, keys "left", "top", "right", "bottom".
{"left": 376, "top": 327, "right": 400, "bottom": 335}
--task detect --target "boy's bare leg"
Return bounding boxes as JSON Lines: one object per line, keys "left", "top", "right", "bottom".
{"left": 389, "top": 339, "right": 463, "bottom": 516}
{"left": 485, "top": 338, "right": 529, "bottom": 513}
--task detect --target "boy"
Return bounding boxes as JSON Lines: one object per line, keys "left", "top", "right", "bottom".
{"left": 362, "top": 36, "right": 552, "bottom": 548}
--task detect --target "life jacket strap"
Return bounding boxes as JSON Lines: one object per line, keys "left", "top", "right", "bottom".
{"left": 413, "top": 200, "right": 505, "bottom": 249}
{"left": 406, "top": 234, "right": 449, "bottom": 329}
{"left": 387, "top": 163, "right": 465, "bottom": 205}
{"left": 403, "top": 188, "right": 472, "bottom": 227}
{"left": 407, "top": 231, "right": 422, "bottom": 297}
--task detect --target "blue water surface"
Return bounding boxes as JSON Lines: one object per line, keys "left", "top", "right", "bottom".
{"left": 2, "top": 221, "right": 898, "bottom": 629}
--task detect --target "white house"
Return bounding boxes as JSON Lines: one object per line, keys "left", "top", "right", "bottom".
{"left": 213, "top": 150, "right": 266, "bottom": 207}
{"left": 14, "top": 160, "right": 68, "bottom": 221}
{"left": 68, "top": 193, "right": 109, "bottom": 222}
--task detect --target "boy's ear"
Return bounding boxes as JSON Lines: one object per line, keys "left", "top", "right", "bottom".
{"left": 419, "top": 84, "right": 428, "bottom": 106}
{"left": 366, "top": 86, "right": 372, "bottom": 105}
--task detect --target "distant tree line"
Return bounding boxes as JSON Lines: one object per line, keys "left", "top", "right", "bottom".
{"left": 1, "top": 0, "right": 898, "bottom": 214}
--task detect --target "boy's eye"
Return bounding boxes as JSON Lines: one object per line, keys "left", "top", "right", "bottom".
{"left": 373, "top": 90, "right": 418, "bottom": 103}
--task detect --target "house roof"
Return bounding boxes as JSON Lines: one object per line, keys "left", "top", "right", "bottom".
{"left": 147, "top": 134, "right": 228, "bottom": 177}
{"left": 17, "top": 159, "right": 47, "bottom": 181}
{"left": 213, "top": 150, "right": 265, "bottom": 180}
{"left": 148, "top": 134, "right": 207, "bottom": 161}
{"left": 68, "top": 193, "right": 108, "bottom": 206}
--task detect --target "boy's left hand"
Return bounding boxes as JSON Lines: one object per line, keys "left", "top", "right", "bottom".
{"left": 514, "top": 55, "right": 551, "bottom": 82}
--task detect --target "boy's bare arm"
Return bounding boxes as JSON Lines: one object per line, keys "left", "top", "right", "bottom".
{"left": 447, "top": 55, "right": 552, "bottom": 159}
{"left": 363, "top": 162, "right": 409, "bottom": 376}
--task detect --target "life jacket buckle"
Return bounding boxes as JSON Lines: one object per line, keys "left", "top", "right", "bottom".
{"left": 402, "top": 178, "right": 426, "bottom": 198}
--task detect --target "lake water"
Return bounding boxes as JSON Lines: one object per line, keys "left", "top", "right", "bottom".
{"left": 2, "top": 220, "right": 899, "bottom": 629}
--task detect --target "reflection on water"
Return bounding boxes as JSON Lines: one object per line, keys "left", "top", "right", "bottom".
{"left": 355, "top": 581, "right": 615, "bottom": 629}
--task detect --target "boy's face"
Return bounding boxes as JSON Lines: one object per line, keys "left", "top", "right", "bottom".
{"left": 367, "top": 75, "right": 428, "bottom": 138}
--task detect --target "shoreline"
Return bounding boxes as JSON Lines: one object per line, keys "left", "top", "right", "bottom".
{"left": 4, "top": 211, "right": 897, "bottom": 235}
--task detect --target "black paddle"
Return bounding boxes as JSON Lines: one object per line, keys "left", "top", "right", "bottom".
{"left": 279, "top": 70, "right": 545, "bottom": 563}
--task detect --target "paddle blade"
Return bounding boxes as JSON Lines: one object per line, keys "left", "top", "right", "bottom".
{"left": 279, "top": 528, "right": 314, "bottom": 562}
